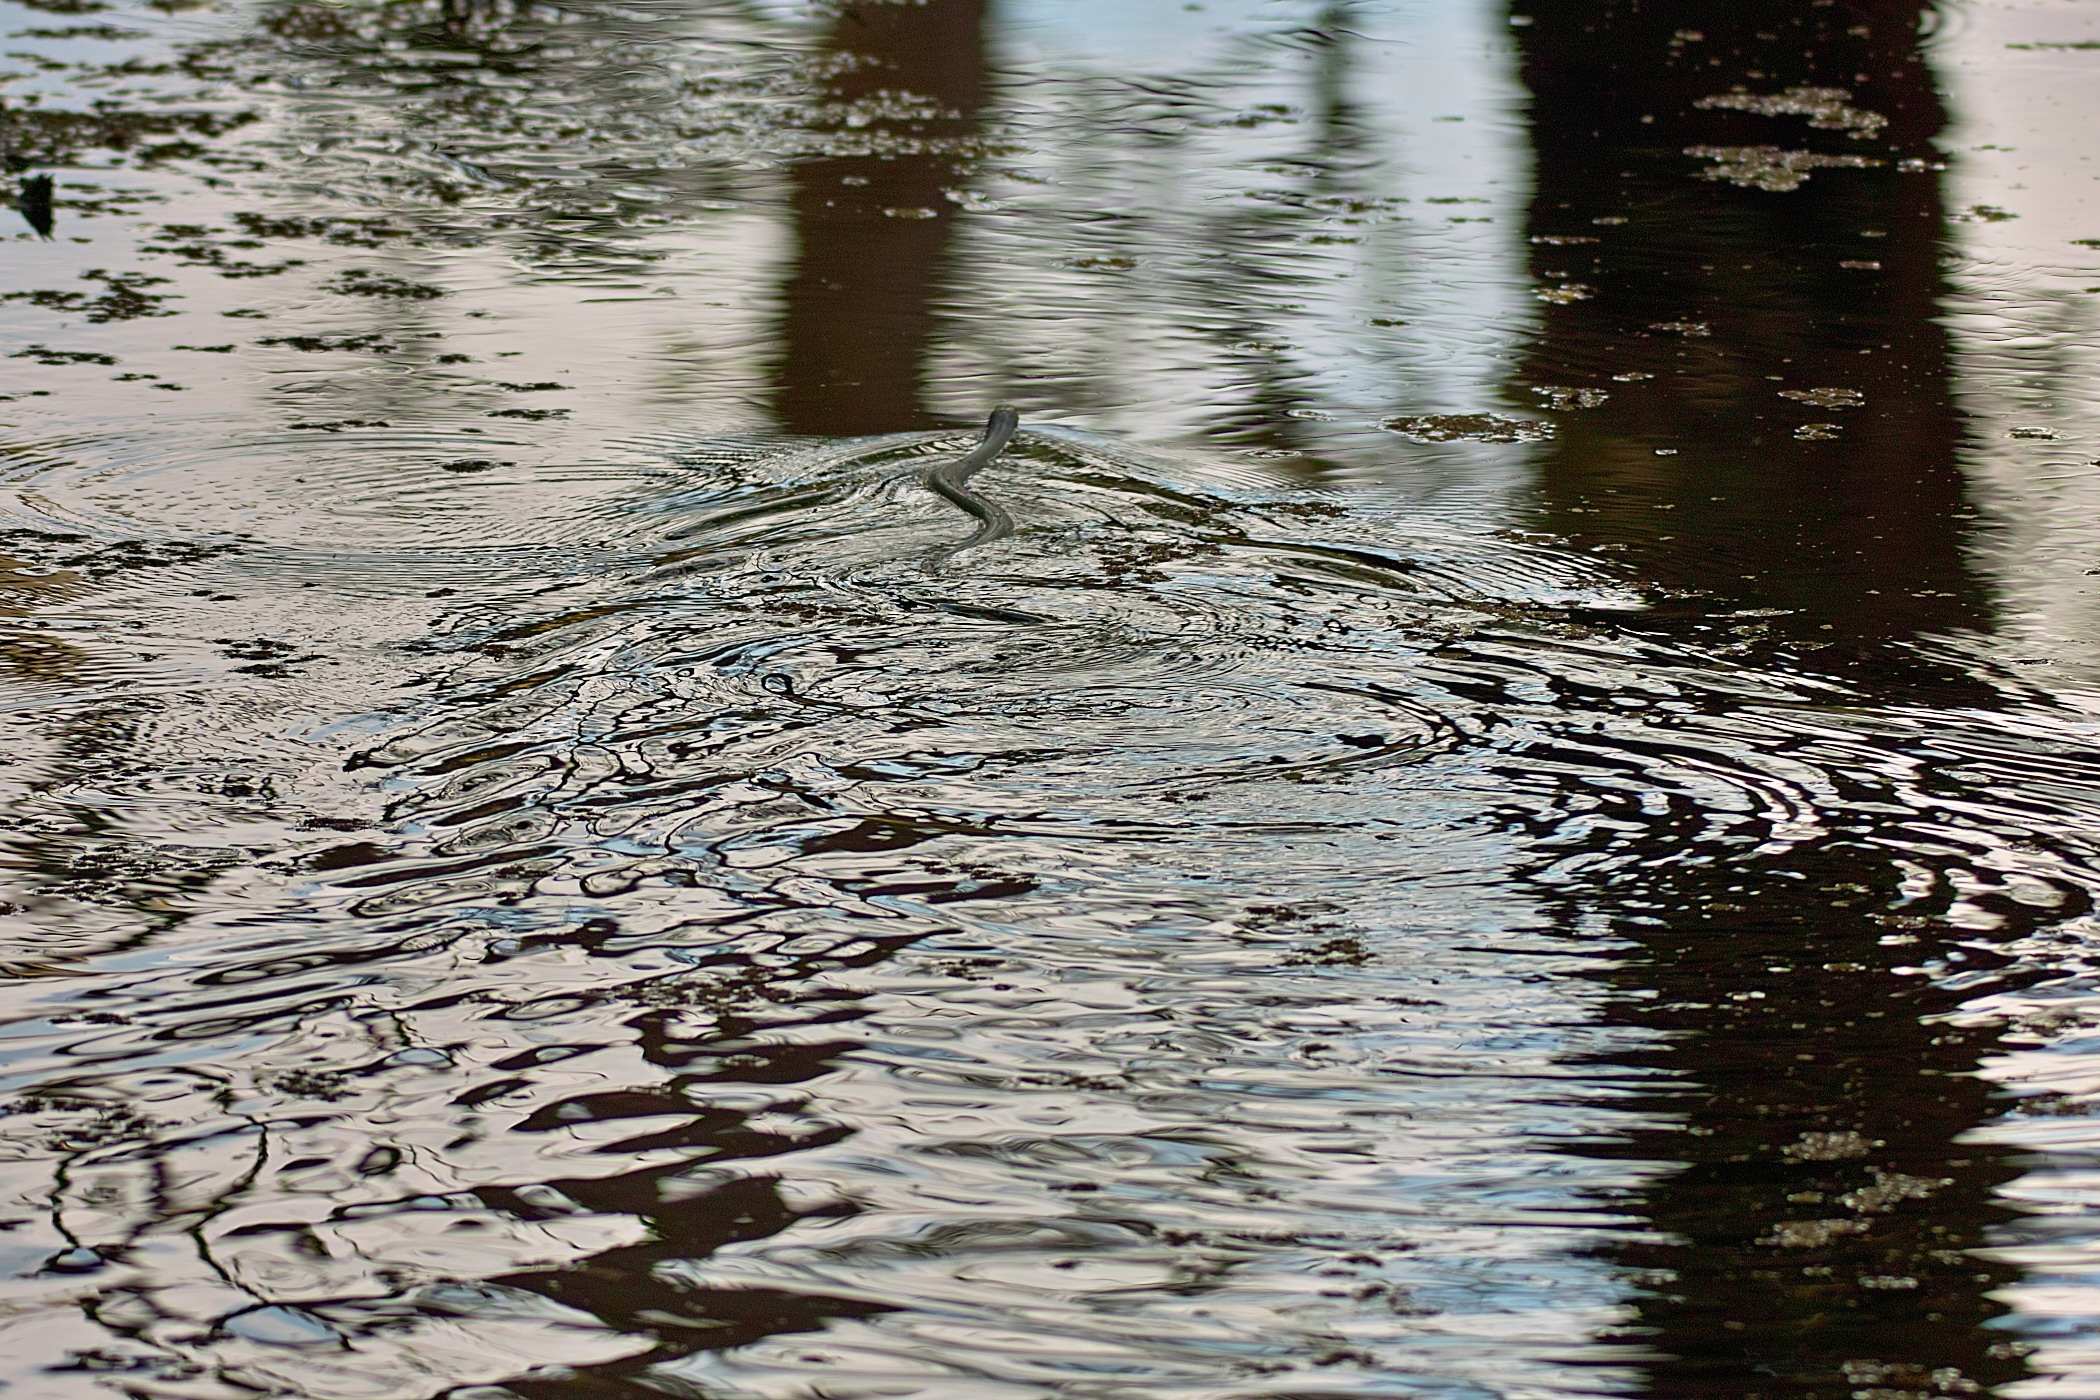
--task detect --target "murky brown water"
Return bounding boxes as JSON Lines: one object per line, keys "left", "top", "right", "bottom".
{"left": 5, "top": 0, "right": 2100, "bottom": 1395}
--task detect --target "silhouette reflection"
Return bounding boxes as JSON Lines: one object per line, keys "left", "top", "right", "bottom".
{"left": 1510, "top": 3, "right": 2033, "bottom": 1393}
{"left": 1511, "top": 0, "right": 1981, "bottom": 661}
{"left": 450, "top": 2, "right": 1002, "bottom": 1386}
{"left": 773, "top": 0, "right": 995, "bottom": 435}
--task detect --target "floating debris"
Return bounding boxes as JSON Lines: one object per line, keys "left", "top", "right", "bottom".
{"left": 1764, "top": 1218, "right": 1871, "bottom": 1249}
{"left": 1841, "top": 1172, "right": 1947, "bottom": 1214}
{"left": 1783, "top": 1129, "right": 1879, "bottom": 1162}
{"left": 1686, "top": 145, "right": 1882, "bottom": 192}
{"left": 1381, "top": 413, "right": 1555, "bottom": 444}
{"left": 325, "top": 268, "right": 445, "bottom": 299}
{"left": 1780, "top": 387, "right": 1865, "bottom": 409}
{"left": 1532, "top": 385, "right": 1610, "bottom": 410}
{"left": 1695, "top": 86, "right": 1889, "bottom": 138}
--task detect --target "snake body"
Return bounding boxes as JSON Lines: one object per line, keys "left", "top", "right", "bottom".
{"left": 923, "top": 405, "right": 1019, "bottom": 558}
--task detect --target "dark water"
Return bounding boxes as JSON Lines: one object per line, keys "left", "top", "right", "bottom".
{"left": 5, "top": 0, "right": 2100, "bottom": 1394}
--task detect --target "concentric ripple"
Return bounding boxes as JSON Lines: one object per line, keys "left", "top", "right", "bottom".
{"left": 10, "top": 0, "right": 2100, "bottom": 1392}
{"left": 5, "top": 406, "right": 2098, "bottom": 1398}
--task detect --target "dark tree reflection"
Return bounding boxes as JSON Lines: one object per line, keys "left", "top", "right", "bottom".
{"left": 1513, "top": 0, "right": 1982, "bottom": 663}
{"left": 1509, "top": 3, "right": 2034, "bottom": 1394}
{"left": 773, "top": 0, "right": 996, "bottom": 435}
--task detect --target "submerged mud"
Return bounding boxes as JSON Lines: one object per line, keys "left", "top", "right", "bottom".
{"left": 5, "top": 0, "right": 2100, "bottom": 1396}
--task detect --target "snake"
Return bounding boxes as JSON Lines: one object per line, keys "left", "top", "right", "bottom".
{"left": 922, "top": 404, "right": 1019, "bottom": 560}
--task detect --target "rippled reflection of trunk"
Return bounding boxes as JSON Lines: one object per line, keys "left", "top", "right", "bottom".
{"left": 773, "top": 0, "right": 994, "bottom": 435}
{"left": 471, "top": 5, "right": 1001, "bottom": 1384}
{"left": 1198, "top": 4, "right": 1368, "bottom": 461}
{"left": 1509, "top": 2, "right": 2030, "bottom": 1394}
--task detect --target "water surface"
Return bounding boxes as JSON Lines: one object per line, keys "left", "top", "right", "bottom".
{"left": 5, "top": 0, "right": 2100, "bottom": 1395}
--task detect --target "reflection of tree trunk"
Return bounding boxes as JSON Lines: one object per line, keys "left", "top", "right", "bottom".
{"left": 1513, "top": 0, "right": 1981, "bottom": 659}
{"left": 773, "top": 0, "right": 993, "bottom": 436}
{"left": 493, "top": 1166, "right": 890, "bottom": 1397}
{"left": 1509, "top": 4, "right": 2031, "bottom": 1395}
{"left": 1529, "top": 813, "right": 2036, "bottom": 1398}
